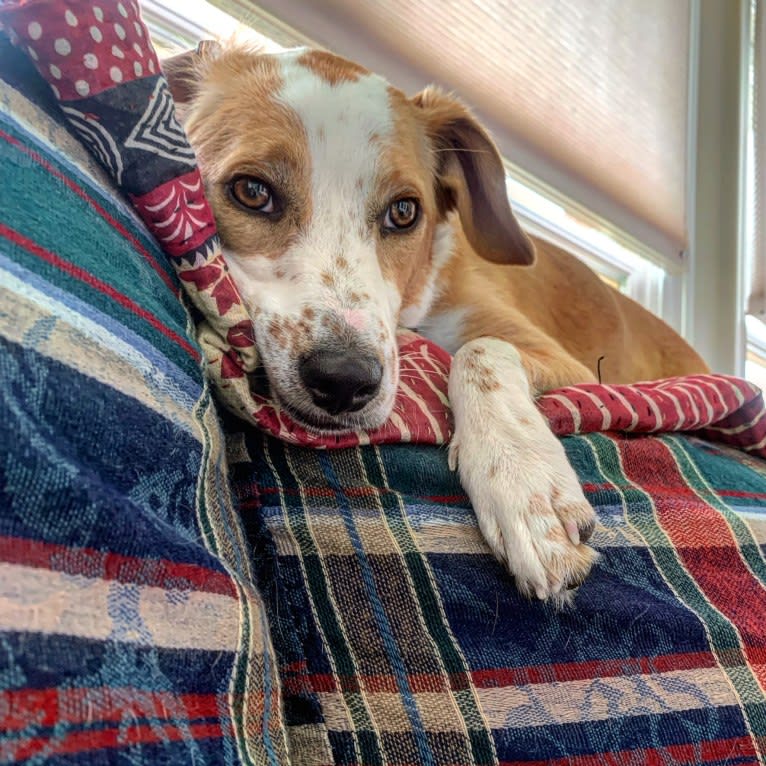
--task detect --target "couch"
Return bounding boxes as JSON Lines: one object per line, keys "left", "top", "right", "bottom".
{"left": 1, "top": 4, "right": 765, "bottom": 764}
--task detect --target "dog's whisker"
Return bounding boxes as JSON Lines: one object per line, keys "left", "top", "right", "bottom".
{"left": 430, "top": 147, "right": 490, "bottom": 155}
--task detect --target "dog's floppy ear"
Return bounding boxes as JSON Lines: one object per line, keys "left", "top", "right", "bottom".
{"left": 412, "top": 87, "right": 535, "bottom": 266}
{"left": 162, "top": 40, "right": 222, "bottom": 106}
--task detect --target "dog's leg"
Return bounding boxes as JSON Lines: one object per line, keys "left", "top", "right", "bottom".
{"left": 448, "top": 337, "right": 598, "bottom": 604}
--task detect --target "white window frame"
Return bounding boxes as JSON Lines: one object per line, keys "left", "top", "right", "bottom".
{"left": 742, "top": 0, "right": 766, "bottom": 385}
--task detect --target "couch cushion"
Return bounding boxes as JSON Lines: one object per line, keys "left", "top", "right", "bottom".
{"left": 0, "top": 37, "right": 286, "bottom": 765}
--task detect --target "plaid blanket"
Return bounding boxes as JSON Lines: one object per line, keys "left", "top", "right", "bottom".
{"left": 228, "top": 426, "right": 766, "bottom": 765}
{"left": 2, "top": 2, "right": 766, "bottom": 764}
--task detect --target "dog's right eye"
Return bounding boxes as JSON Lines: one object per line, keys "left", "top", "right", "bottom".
{"left": 382, "top": 197, "right": 420, "bottom": 232}
{"left": 229, "top": 177, "right": 278, "bottom": 215}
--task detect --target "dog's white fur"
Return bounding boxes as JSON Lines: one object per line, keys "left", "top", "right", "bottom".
{"left": 449, "top": 339, "right": 595, "bottom": 600}
{"left": 223, "top": 57, "right": 402, "bottom": 428}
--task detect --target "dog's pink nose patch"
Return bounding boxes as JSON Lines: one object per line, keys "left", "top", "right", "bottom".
{"left": 342, "top": 308, "right": 367, "bottom": 330}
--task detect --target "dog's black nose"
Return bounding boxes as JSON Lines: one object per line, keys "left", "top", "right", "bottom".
{"left": 299, "top": 350, "right": 383, "bottom": 415}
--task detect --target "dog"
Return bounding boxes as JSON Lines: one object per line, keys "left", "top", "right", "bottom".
{"left": 163, "top": 43, "right": 709, "bottom": 604}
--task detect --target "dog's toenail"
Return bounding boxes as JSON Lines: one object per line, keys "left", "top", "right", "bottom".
{"left": 566, "top": 572, "right": 587, "bottom": 590}
{"left": 579, "top": 518, "right": 596, "bottom": 544}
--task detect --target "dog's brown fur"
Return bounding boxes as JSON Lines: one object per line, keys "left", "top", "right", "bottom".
{"left": 437, "top": 228, "right": 708, "bottom": 393}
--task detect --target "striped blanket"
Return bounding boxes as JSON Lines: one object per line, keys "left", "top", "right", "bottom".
{"left": 228, "top": 426, "right": 766, "bottom": 765}
{"left": 1, "top": 3, "right": 766, "bottom": 764}
{"left": 0, "top": 32, "right": 287, "bottom": 765}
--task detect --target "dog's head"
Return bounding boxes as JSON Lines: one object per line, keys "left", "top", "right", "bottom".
{"left": 165, "top": 43, "right": 534, "bottom": 430}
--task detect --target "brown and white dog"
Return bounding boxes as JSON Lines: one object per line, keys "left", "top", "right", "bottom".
{"left": 164, "top": 43, "right": 708, "bottom": 603}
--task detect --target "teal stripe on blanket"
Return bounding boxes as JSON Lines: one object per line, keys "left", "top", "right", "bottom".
{"left": 0, "top": 119, "right": 199, "bottom": 377}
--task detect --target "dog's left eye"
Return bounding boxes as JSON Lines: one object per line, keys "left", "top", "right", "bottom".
{"left": 229, "top": 176, "right": 278, "bottom": 214}
{"left": 383, "top": 198, "right": 419, "bottom": 231}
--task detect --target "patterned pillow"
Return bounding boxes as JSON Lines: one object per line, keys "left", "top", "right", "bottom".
{"left": 0, "top": 36, "right": 286, "bottom": 765}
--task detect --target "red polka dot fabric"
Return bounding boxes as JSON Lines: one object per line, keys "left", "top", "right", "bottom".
{"left": 16, "top": 1, "right": 158, "bottom": 102}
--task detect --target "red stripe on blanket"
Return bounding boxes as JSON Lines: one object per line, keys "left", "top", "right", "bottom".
{"left": 239, "top": 486, "right": 469, "bottom": 504}
{"left": 538, "top": 375, "right": 759, "bottom": 437}
{"left": 0, "top": 128, "right": 178, "bottom": 294}
{"left": 283, "top": 672, "right": 446, "bottom": 695}
{"left": 591, "top": 482, "right": 766, "bottom": 503}
{"left": 0, "top": 536, "right": 237, "bottom": 597}
{"left": 285, "top": 651, "right": 725, "bottom": 696}
{"left": 0, "top": 222, "right": 199, "bottom": 360}
{"left": 0, "top": 688, "right": 225, "bottom": 731}
{"left": 502, "top": 736, "right": 760, "bottom": 766}
{"left": 471, "top": 650, "right": 719, "bottom": 687}
{"left": 11, "top": 722, "right": 225, "bottom": 762}
{"left": 619, "top": 438, "right": 766, "bottom": 685}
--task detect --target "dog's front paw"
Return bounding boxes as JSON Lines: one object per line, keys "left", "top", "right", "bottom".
{"left": 447, "top": 337, "right": 598, "bottom": 604}
{"left": 450, "top": 429, "right": 598, "bottom": 605}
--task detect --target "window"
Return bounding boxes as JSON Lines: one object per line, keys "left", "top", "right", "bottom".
{"left": 504, "top": 173, "right": 669, "bottom": 319}
{"left": 746, "top": 317, "right": 766, "bottom": 388}
{"left": 744, "top": 0, "right": 766, "bottom": 387}
{"left": 141, "top": 0, "right": 286, "bottom": 56}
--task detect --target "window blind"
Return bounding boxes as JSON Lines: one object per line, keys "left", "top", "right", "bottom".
{"left": 212, "top": 0, "right": 692, "bottom": 263}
